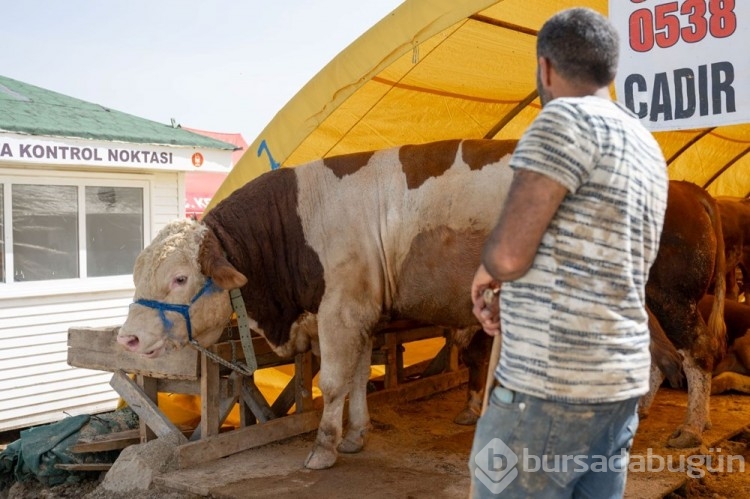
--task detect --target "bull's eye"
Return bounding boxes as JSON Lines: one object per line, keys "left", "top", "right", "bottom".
{"left": 174, "top": 275, "right": 188, "bottom": 286}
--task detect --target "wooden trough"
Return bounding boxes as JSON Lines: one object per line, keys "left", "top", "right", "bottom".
{"left": 67, "top": 320, "right": 468, "bottom": 469}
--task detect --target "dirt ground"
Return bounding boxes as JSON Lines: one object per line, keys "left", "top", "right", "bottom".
{"left": 2, "top": 386, "right": 749, "bottom": 499}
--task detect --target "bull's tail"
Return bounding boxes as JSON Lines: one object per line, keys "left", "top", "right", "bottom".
{"left": 702, "top": 194, "right": 727, "bottom": 362}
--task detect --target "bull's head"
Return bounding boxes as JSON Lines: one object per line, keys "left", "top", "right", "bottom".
{"left": 117, "top": 219, "right": 247, "bottom": 357}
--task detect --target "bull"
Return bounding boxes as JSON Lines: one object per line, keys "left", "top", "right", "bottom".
{"left": 117, "top": 139, "right": 516, "bottom": 469}
{"left": 639, "top": 180, "right": 727, "bottom": 448}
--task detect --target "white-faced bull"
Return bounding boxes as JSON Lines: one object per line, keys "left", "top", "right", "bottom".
{"left": 117, "top": 139, "right": 516, "bottom": 469}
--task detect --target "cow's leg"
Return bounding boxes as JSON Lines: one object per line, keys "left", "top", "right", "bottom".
{"left": 304, "top": 326, "right": 363, "bottom": 469}
{"left": 338, "top": 335, "right": 372, "bottom": 453}
{"left": 712, "top": 372, "right": 750, "bottom": 394}
{"left": 668, "top": 351, "right": 711, "bottom": 448}
{"left": 638, "top": 363, "right": 664, "bottom": 419}
{"left": 712, "top": 335, "right": 750, "bottom": 394}
{"left": 726, "top": 267, "right": 739, "bottom": 301}
{"left": 454, "top": 330, "right": 491, "bottom": 425}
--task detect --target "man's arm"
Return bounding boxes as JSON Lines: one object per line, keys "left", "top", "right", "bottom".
{"left": 482, "top": 169, "right": 569, "bottom": 281}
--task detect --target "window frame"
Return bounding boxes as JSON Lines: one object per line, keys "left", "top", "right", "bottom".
{"left": 0, "top": 169, "right": 152, "bottom": 298}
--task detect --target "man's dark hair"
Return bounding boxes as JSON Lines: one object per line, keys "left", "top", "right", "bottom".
{"left": 537, "top": 8, "right": 619, "bottom": 87}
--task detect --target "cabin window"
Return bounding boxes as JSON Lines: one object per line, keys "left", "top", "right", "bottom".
{"left": 0, "top": 177, "right": 148, "bottom": 284}
{"left": 85, "top": 186, "right": 144, "bottom": 277}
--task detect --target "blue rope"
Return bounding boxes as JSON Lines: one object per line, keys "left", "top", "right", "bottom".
{"left": 134, "top": 278, "right": 221, "bottom": 342}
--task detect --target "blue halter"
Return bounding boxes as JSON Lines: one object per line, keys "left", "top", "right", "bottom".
{"left": 134, "top": 277, "right": 221, "bottom": 342}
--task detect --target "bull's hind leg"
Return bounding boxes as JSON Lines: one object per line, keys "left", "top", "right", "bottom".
{"left": 338, "top": 335, "right": 372, "bottom": 453}
{"left": 454, "top": 329, "right": 491, "bottom": 426}
{"left": 668, "top": 351, "right": 711, "bottom": 448}
{"left": 638, "top": 363, "right": 665, "bottom": 419}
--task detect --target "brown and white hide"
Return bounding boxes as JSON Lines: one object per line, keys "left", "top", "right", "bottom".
{"left": 117, "top": 139, "right": 516, "bottom": 469}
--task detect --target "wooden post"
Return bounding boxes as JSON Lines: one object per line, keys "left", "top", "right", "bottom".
{"left": 384, "top": 333, "right": 399, "bottom": 389}
{"left": 110, "top": 371, "right": 186, "bottom": 443}
{"left": 200, "top": 352, "right": 220, "bottom": 438}
{"left": 136, "top": 374, "right": 158, "bottom": 442}
{"left": 295, "top": 352, "right": 315, "bottom": 414}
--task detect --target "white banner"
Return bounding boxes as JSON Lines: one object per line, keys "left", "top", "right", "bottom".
{"left": 0, "top": 133, "right": 233, "bottom": 172}
{"left": 611, "top": 1, "right": 749, "bottom": 131}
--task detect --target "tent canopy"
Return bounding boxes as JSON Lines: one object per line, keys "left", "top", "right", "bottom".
{"left": 208, "top": 0, "right": 749, "bottom": 211}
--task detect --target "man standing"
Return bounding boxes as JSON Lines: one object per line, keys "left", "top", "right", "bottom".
{"left": 469, "top": 8, "right": 668, "bottom": 498}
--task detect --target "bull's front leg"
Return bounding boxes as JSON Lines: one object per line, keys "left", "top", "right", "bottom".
{"left": 668, "top": 351, "right": 711, "bottom": 448}
{"left": 304, "top": 312, "right": 369, "bottom": 470}
{"left": 338, "top": 335, "right": 372, "bottom": 453}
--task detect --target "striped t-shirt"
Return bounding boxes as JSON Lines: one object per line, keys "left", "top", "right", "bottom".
{"left": 496, "top": 96, "right": 668, "bottom": 403}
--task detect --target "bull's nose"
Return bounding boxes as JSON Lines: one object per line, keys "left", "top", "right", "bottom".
{"left": 117, "top": 334, "right": 140, "bottom": 351}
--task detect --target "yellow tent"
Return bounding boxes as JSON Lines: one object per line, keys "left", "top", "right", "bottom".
{"left": 208, "top": 0, "right": 749, "bottom": 210}
{"left": 181, "top": 0, "right": 748, "bottom": 429}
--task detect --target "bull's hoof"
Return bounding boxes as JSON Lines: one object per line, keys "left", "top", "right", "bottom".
{"left": 304, "top": 445, "right": 338, "bottom": 469}
{"left": 338, "top": 435, "right": 365, "bottom": 454}
{"left": 453, "top": 408, "right": 480, "bottom": 426}
{"left": 667, "top": 427, "right": 703, "bottom": 449}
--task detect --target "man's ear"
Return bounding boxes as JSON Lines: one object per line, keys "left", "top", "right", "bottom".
{"left": 538, "top": 56, "right": 552, "bottom": 87}
{"left": 199, "top": 227, "right": 248, "bottom": 290}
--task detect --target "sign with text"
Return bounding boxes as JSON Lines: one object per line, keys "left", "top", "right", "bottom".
{"left": 0, "top": 133, "right": 233, "bottom": 172}
{"left": 611, "top": 1, "right": 749, "bottom": 131}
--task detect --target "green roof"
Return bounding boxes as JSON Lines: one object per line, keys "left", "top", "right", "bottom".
{"left": 0, "top": 75, "right": 236, "bottom": 150}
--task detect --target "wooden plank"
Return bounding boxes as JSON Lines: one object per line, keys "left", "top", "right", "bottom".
{"left": 210, "top": 338, "right": 289, "bottom": 369}
{"left": 55, "top": 463, "right": 113, "bottom": 471}
{"left": 109, "top": 370, "right": 187, "bottom": 443}
{"left": 72, "top": 426, "right": 194, "bottom": 453}
{"left": 68, "top": 327, "right": 199, "bottom": 379}
{"left": 367, "top": 369, "right": 469, "bottom": 407}
{"left": 175, "top": 410, "right": 321, "bottom": 469}
{"left": 241, "top": 377, "right": 276, "bottom": 423}
{"left": 72, "top": 429, "right": 142, "bottom": 452}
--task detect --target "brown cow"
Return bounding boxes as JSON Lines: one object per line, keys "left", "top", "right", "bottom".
{"left": 116, "top": 139, "right": 517, "bottom": 469}
{"left": 716, "top": 196, "right": 750, "bottom": 301}
{"left": 640, "top": 180, "right": 727, "bottom": 448}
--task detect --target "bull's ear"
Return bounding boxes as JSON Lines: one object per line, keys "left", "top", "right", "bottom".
{"left": 199, "top": 227, "right": 248, "bottom": 290}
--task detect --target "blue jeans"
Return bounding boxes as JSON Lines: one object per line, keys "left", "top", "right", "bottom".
{"left": 469, "top": 386, "right": 639, "bottom": 498}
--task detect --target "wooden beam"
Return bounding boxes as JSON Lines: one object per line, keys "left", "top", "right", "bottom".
{"left": 109, "top": 370, "right": 186, "bottom": 443}
{"left": 72, "top": 427, "right": 193, "bottom": 453}
{"left": 175, "top": 410, "right": 321, "bottom": 469}
{"left": 68, "top": 327, "right": 199, "bottom": 380}
{"left": 55, "top": 463, "right": 113, "bottom": 472}
{"left": 367, "top": 369, "right": 469, "bottom": 407}
{"left": 242, "top": 377, "right": 276, "bottom": 423}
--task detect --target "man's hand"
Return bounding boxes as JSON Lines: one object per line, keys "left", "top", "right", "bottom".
{"left": 471, "top": 264, "right": 501, "bottom": 336}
